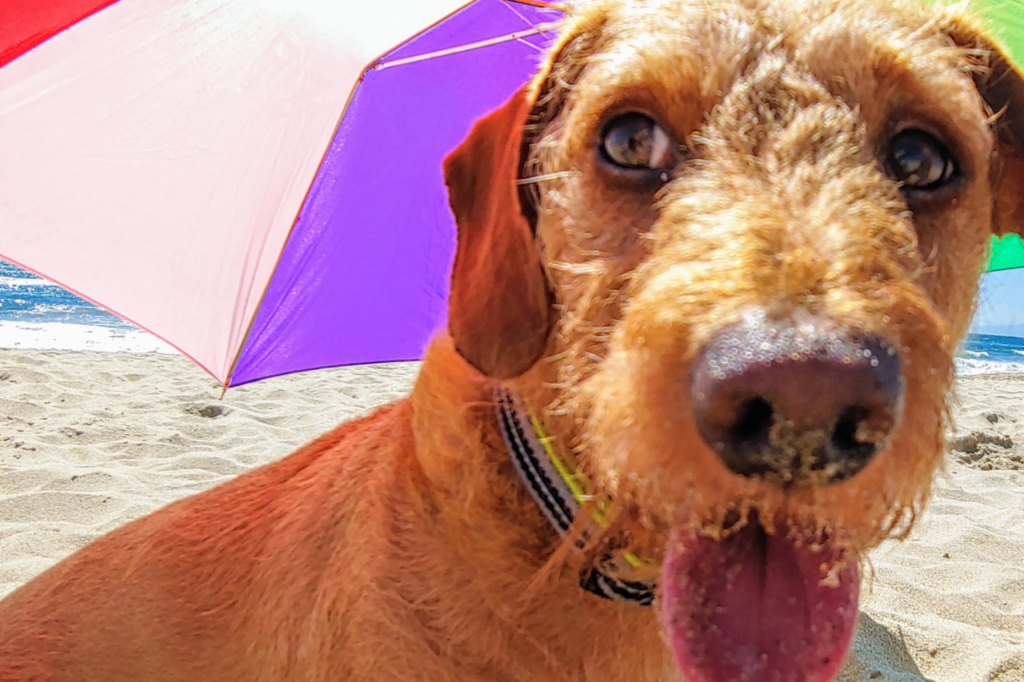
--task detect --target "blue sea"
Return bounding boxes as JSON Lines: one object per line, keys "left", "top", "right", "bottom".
{"left": 0, "top": 260, "right": 1021, "bottom": 374}
{"left": 0, "top": 260, "right": 173, "bottom": 354}
{"left": 956, "top": 333, "right": 1024, "bottom": 376}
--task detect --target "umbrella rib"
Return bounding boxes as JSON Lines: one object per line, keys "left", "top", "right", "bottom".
{"left": 501, "top": 0, "right": 564, "bottom": 40}
{"left": 503, "top": 0, "right": 570, "bottom": 23}
{"left": 507, "top": 0, "right": 569, "bottom": 9}
{"left": 373, "top": 22, "right": 562, "bottom": 70}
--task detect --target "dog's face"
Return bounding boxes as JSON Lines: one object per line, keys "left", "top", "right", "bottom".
{"left": 444, "top": 0, "right": 1024, "bottom": 680}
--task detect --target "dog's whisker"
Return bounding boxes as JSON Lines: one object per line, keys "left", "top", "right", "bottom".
{"left": 546, "top": 262, "right": 607, "bottom": 276}
{"left": 516, "top": 171, "right": 576, "bottom": 185}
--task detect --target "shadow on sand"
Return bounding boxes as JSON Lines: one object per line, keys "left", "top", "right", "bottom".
{"left": 837, "top": 613, "right": 935, "bottom": 682}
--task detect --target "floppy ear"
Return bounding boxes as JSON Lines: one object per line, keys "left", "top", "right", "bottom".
{"left": 944, "top": 11, "right": 1024, "bottom": 235}
{"left": 443, "top": 86, "right": 552, "bottom": 379}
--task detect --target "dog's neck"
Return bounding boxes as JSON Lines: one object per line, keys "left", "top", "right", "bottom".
{"left": 404, "top": 337, "right": 673, "bottom": 680}
{"left": 408, "top": 338, "right": 658, "bottom": 599}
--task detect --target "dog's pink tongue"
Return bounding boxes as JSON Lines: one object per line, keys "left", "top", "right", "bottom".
{"left": 661, "top": 524, "right": 859, "bottom": 682}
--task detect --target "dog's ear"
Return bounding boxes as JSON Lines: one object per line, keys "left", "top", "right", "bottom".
{"left": 443, "top": 86, "right": 552, "bottom": 379}
{"left": 943, "top": 10, "right": 1024, "bottom": 235}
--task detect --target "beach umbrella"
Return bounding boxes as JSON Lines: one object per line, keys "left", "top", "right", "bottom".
{"left": 0, "top": 0, "right": 562, "bottom": 386}
{"left": 3, "top": 0, "right": 1023, "bottom": 388}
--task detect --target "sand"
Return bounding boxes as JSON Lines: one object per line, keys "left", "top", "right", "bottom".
{"left": 1, "top": 350, "right": 1022, "bottom": 681}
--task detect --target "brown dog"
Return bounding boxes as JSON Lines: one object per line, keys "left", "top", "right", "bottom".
{"left": 2, "top": 0, "right": 1023, "bottom": 680}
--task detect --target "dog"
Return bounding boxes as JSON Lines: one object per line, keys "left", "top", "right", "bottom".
{"left": 2, "top": 0, "right": 1023, "bottom": 680}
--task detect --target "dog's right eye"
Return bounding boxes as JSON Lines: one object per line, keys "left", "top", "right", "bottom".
{"left": 601, "top": 113, "right": 677, "bottom": 171}
{"left": 886, "top": 129, "right": 957, "bottom": 191}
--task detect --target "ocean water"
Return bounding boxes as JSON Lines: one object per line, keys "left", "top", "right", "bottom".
{"left": 0, "top": 260, "right": 1021, "bottom": 374}
{"left": 955, "top": 333, "right": 1024, "bottom": 376}
{"left": 0, "top": 260, "right": 173, "bottom": 354}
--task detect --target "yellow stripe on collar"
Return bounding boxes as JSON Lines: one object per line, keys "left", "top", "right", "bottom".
{"left": 496, "top": 388, "right": 656, "bottom": 604}
{"left": 526, "top": 409, "right": 648, "bottom": 570}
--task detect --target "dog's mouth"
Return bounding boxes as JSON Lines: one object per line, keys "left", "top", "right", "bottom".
{"left": 660, "top": 512, "right": 859, "bottom": 682}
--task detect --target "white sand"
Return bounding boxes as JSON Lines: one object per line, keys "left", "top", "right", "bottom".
{"left": 1, "top": 350, "right": 1022, "bottom": 680}
{"left": 0, "top": 351, "right": 418, "bottom": 597}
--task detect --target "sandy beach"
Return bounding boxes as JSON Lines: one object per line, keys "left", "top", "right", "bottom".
{"left": 1, "top": 350, "right": 1021, "bottom": 680}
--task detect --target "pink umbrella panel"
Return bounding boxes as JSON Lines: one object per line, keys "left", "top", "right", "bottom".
{"left": 0, "top": 0, "right": 562, "bottom": 386}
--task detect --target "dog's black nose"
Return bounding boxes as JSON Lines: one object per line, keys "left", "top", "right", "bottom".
{"left": 690, "top": 314, "right": 903, "bottom": 486}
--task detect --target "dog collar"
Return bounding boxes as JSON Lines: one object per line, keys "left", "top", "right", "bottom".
{"left": 494, "top": 388, "right": 656, "bottom": 605}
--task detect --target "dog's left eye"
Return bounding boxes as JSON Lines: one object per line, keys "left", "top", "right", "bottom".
{"left": 886, "top": 129, "right": 957, "bottom": 190}
{"left": 601, "top": 113, "right": 677, "bottom": 171}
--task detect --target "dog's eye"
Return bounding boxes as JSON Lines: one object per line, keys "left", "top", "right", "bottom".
{"left": 886, "top": 130, "right": 956, "bottom": 190}
{"left": 601, "top": 113, "right": 676, "bottom": 170}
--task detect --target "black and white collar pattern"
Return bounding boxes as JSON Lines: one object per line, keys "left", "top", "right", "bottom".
{"left": 494, "top": 388, "right": 656, "bottom": 606}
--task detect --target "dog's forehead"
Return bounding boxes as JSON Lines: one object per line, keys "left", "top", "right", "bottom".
{"left": 563, "top": 0, "right": 975, "bottom": 115}
{"left": 580, "top": 0, "right": 944, "bottom": 59}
